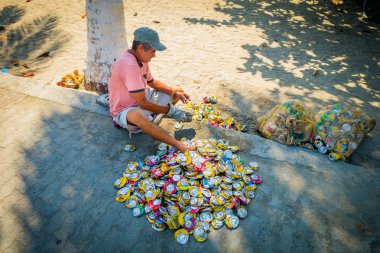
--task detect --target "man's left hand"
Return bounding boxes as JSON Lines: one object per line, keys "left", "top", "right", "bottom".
{"left": 174, "top": 90, "right": 190, "bottom": 104}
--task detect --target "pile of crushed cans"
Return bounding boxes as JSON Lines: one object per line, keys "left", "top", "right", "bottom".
{"left": 186, "top": 97, "right": 248, "bottom": 132}
{"left": 113, "top": 138, "right": 262, "bottom": 244}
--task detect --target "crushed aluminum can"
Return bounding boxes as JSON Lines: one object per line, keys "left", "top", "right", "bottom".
{"left": 174, "top": 122, "right": 184, "bottom": 130}
{"left": 124, "top": 144, "right": 136, "bottom": 152}
{"left": 223, "top": 150, "right": 233, "bottom": 159}
{"left": 164, "top": 183, "right": 177, "bottom": 194}
{"left": 211, "top": 219, "right": 224, "bottom": 229}
{"left": 148, "top": 199, "right": 161, "bottom": 210}
{"left": 200, "top": 212, "right": 213, "bottom": 222}
{"left": 328, "top": 152, "right": 343, "bottom": 161}
{"left": 125, "top": 198, "right": 138, "bottom": 209}
{"left": 213, "top": 209, "right": 226, "bottom": 220}
{"left": 193, "top": 226, "right": 207, "bottom": 242}
{"left": 113, "top": 177, "right": 127, "bottom": 189}
{"left": 146, "top": 212, "right": 156, "bottom": 223}
{"left": 152, "top": 222, "right": 166, "bottom": 232}
{"left": 225, "top": 215, "right": 240, "bottom": 229}
{"left": 237, "top": 206, "right": 248, "bottom": 218}
{"left": 115, "top": 187, "right": 131, "bottom": 202}
{"left": 251, "top": 174, "right": 262, "bottom": 184}
{"left": 249, "top": 161, "right": 259, "bottom": 170}
{"left": 317, "top": 145, "right": 328, "bottom": 154}
{"left": 158, "top": 143, "right": 168, "bottom": 151}
{"left": 132, "top": 205, "right": 145, "bottom": 217}
{"left": 174, "top": 229, "right": 189, "bottom": 244}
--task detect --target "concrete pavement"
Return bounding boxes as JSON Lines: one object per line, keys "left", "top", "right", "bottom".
{"left": 0, "top": 75, "right": 379, "bottom": 253}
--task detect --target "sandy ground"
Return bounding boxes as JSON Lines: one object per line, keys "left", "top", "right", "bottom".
{"left": 0, "top": 0, "right": 379, "bottom": 167}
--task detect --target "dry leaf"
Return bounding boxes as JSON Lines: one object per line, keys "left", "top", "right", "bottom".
{"left": 23, "top": 63, "right": 30, "bottom": 68}
{"left": 81, "top": 12, "right": 86, "bottom": 19}
{"left": 26, "top": 0, "right": 31, "bottom": 2}
{"left": 37, "top": 51, "right": 50, "bottom": 58}
{"left": 0, "top": 35, "right": 7, "bottom": 40}
{"left": 153, "top": 20, "right": 160, "bottom": 24}
{"left": 134, "top": 12, "right": 137, "bottom": 16}
{"left": 12, "top": 60, "right": 20, "bottom": 66}
{"left": 22, "top": 72, "right": 35, "bottom": 77}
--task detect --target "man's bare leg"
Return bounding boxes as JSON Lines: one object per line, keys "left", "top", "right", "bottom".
{"left": 127, "top": 109, "right": 189, "bottom": 152}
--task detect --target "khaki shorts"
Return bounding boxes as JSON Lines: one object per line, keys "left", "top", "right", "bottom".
{"left": 113, "top": 89, "right": 172, "bottom": 133}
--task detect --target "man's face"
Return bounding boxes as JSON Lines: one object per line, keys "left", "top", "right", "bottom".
{"left": 137, "top": 45, "right": 156, "bottom": 63}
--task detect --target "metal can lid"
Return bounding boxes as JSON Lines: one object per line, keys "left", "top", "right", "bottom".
{"left": 118, "top": 187, "right": 130, "bottom": 195}
{"left": 224, "top": 150, "right": 233, "bottom": 159}
{"left": 166, "top": 184, "right": 175, "bottom": 193}
{"left": 249, "top": 161, "right": 258, "bottom": 168}
{"left": 237, "top": 207, "right": 248, "bottom": 218}
{"left": 175, "top": 230, "right": 189, "bottom": 244}
{"left": 172, "top": 174, "right": 181, "bottom": 182}
{"left": 132, "top": 207, "right": 143, "bottom": 217}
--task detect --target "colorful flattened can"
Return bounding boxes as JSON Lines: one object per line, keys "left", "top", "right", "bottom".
{"left": 132, "top": 205, "right": 145, "bottom": 217}
{"left": 251, "top": 174, "right": 262, "bottom": 184}
{"left": 175, "top": 229, "right": 189, "bottom": 244}
{"left": 211, "top": 219, "right": 224, "bottom": 229}
{"left": 249, "top": 161, "right": 259, "bottom": 170}
{"left": 193, "top": 226, "right": 207, "bottom": 242}
{"left": 328, "top": 152, "right": 343, "bottom": 161}
{"left": 152, "top": 222, "right": 166, "bottom": 232}
{"left": 200, "top": 212, "right": 213, "bottom": 222}
{"left": 124, "top": 144, "right": 136, "bottom": 152}
{"left": 164, "top": 183, "right": 177, "bottom": 194}
{"left": 317, "top": 145, "right": 328, "bottom": 154}
{"left": 225, "top": 215, "right": 240, "bottom": 229}
{"left": 125, "top": 197, "right": 138, "bottom": 208}
{"left": 113, "top": 177, "right": 127, "bottom": 189}
{"left": 237, "top": 206, "right": 248, "bottom": 218}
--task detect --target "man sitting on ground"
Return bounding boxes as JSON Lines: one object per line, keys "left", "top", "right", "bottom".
{"left": 98, "top": 27, "right": 192, "bottom": 152}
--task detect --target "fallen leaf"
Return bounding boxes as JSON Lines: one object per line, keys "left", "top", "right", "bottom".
{"left": 22, "top": 72, "right": 35, "bottom": 77}
{"left": 81, "top": 12, "right": 86, "bottom": 19}
{"left": 134, "top": 12, "right": 137, "bottom": 16}
{"left": 26, "top": 0, "right": 31, "bottom": 2}
{"left": 0, "top": 35, "right": 7, "bottom": 40}
{"left": 37, "top": 51, "right": 50, "bottom": 58}
{"left": 23, "top": 63, "right": 30, "bottom": 68}
{"left": 12, "top": 60, "right": 20, "bottom": 66}
{"left": 153, "top": 20, "right": 160, "bottom": 23}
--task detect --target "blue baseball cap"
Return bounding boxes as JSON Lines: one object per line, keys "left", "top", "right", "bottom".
{"left": 134, "top": 27, "right": 167, "bottom": 51}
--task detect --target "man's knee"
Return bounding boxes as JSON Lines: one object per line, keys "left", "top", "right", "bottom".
{"left": 126, "top": 110, "right": 151, "bottom": 128}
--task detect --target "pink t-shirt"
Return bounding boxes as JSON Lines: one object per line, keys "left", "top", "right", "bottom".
{"left": 108, "top": 50, "right": 153, "bottom": 117}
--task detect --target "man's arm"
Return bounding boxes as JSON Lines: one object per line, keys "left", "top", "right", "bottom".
{"left": 130, "top": 90, "right": 169, "bottom": 113}
{"left": 148, "top": 79, "right": 190, "bottom": 103}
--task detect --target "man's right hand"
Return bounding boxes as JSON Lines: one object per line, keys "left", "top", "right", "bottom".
{"left": 166, "top": 103, "right": 192, "bottom": 122}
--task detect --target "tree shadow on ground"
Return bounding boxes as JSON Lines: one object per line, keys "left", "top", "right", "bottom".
{"left": 0, "top": 5, "right": 24, "bottom": 26}
{"left": 184, "top": 0, "right": 380, "bottom": 168}
{"left": 1, "top": 89, "right": 379, "bottom": 252}
{"left": 0, "top": 5, "right": 67, "bottom": 76}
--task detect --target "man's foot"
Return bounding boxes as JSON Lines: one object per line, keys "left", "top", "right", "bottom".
{"left": 96, "top": 94, "right": 109, "bottom": 107}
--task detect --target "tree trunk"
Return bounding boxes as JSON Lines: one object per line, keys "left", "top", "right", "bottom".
{"left": 85, "top": 0, "right": 127, "bottom": 93}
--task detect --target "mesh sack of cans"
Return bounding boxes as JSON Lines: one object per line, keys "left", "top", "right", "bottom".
{"left": 186, "top": 97, "right": 248, "bottom": 132}
{"left": 257, "top": 101, "right": 376, "bottom": 161}
{"left": 113, "top": 138, "right": 262, "bottom": 244}
{"left": 256, "top": 101, "right": 315, "bottom": 145}
{"left": 313, "top": 103, "right": 376, "bottom": 161}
